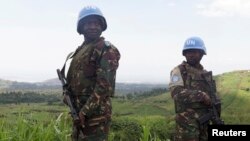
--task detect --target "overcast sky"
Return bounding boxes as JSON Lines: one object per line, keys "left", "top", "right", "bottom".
{"left": 0, "top": 0, "right": 249, "bottom": 83}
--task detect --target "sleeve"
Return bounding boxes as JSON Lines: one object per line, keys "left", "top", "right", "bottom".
{"left": 169, "top": 67, "right": 207, "bottom": 104}
{"left": 80, "top": 45, "right": 120, "bottom": 115}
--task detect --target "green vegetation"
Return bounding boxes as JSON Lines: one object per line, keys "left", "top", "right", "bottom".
{"left": 216, "top": 70, "right": 250, "bottom": 124}
{"left": 0, "top": 102, "right": 172, "bottom": 141}
{"left": 0, "top": 91, "right": 60, "bottom": 104}
{"left": 0, "top": 70, "right": 250, "bottom": 140}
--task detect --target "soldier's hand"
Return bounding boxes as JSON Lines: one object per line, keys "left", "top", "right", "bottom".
{"left": 201, "top": 91, "right": 211, "bottom": 106}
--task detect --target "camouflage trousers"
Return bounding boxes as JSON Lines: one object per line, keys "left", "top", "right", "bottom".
{"left": 174, "top": 109, "right": 208, "bottom": 141}
{"left": 71, "top": 120, "right": 111, "bottom": 141}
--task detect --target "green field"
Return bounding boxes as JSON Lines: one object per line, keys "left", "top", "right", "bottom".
{"left": 0, "top": 70, "right": 250, "bottom": 141}
{"left": 216, "top": 70, "right": 250, "bottom": 124}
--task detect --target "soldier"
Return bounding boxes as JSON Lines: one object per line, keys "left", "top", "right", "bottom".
{"left": 64, "top": 5, "right": 120, "bottom": 141}
{"left": 169, "top": 37, "right": 222, "bottom": 141}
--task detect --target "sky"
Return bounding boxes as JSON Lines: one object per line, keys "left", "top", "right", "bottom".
{"left": 0, "top": 0, "right": 250, "bottom": 84}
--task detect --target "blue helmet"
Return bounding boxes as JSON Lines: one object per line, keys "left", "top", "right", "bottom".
{"left": 77, "top": 5, "right": 107, "bottom": 34}
{"left": 182, "top": 36, "right": 207, "bottom": 55}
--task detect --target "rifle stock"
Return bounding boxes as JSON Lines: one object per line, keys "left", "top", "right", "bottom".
{"left": 56, "top": 69, "right": 85, "bottom": 137}
{"left": 198, "top": 107, "right": 224, "bottom": 125}
{"left": 199, "top": 71, "right": 224, "bottom": 125}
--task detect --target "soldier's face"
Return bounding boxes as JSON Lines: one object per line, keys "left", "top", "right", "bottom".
{"left": 184, "top": 49, "right": 203, "bottom": 66}
{"left": 80, "top": 16, "right": 103, "bottom": 41}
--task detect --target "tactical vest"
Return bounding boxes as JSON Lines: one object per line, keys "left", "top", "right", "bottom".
{"left": 67, "top": 39, "right": 109, "bottom": 96}
{"left": 177, "top": 62, "right": 214, "bottom": 110}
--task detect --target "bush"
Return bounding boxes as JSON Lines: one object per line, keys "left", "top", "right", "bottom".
{"left": 111, "top": 117, "right": 143, "bottom": 141}
{"left": 149, "top": 118, "right": 175, "bottom": 140}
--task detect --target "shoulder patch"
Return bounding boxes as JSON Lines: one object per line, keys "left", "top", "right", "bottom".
{"left": 104, "top": 41, "right": 111, "bottom": 47}
{"left": 171, "top": 75, "right": 180, "bottom": 82}
{"left": 169, "top": 67, "right": 184, "bottom": 88}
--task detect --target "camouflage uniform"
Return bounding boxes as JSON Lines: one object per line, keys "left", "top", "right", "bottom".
{"left": 67, "top": 37, "right": 120, "bottom": 141}
{"left": 169, "top": 61, "right": 221, "bottom": 141}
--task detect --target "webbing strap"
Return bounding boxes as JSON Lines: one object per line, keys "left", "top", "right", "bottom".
{"left": 97, "top": 41, "right": 109, "bottom": 64}
{"left": 178, "top": 64, "right": 188, "bottom": 88}
{"left": 60, "top": 51, "right": 76, "bottom": 80}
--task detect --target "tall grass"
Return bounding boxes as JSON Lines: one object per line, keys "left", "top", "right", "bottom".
{"left": 0, "top": 112, "right": 71, "bottom": 141}
{"left": 0, "top": 112, "right": 171, "bottom": 141}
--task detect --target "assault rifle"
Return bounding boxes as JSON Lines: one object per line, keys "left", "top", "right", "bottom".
{"left": 198, "top": 71, "right": 224, "bottom": 125}
{"left": 56, "top": 69, "right": 84, "bottom": 137}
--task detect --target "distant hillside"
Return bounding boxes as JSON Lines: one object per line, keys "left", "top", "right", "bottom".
{"left": 39, "top": 78, "right": 167, "bottom": 94}
{"left": 0, "top": 79, "right": 60, "bottom": 92}
{"left": 39, "top": 78, "right": 60, "bottom": 86}
{"left": 0, "top": 78, "right": 167, "bottom": 94}
{"left": 1, "top": 70, "right": 250, "bottom": 124}
{"left": 0, "top": 79, "right": 12, "bottom": 89}
{"left": 132, "top": 70, "right": 250, "bottom": 124}
{"left": 214, "top": 70, "right": 250, "bottom": 124}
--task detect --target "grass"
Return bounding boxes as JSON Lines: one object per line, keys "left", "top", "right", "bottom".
{"left": 217, "top": 70, "right": 250, "bottom": 124}
{"left": 0, "top": 108, "right": 172, "bottom": 141}
{"left": 0, "top": 111, "right": 71, "bottom": 141}
{"left": 112, "top": 93, "right": 172, "bottom": 117}
{"left": 0, "top": 70, "right": 250, "bottom": 140}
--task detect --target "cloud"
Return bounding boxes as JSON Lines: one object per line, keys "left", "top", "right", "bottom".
{"left": 67, "top": 12, "right": 78, "bottom": 19}
{"left": 167, "top": 2, "right": 176, "bottom": 7}
{"left": 196, "top": 0, "right": 250, "bottom": 17}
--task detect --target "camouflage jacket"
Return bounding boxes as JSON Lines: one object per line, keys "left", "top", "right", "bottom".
{"left": 169, "top": 61, "right": 216, "bottom": 112}
{"left": 67, "top": 37, "right": 120, "bottom": 115}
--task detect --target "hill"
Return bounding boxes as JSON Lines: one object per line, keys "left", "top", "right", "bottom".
{"left": 215, "top": 70, "right": 250, "bottom": 124}
{"left": 0, "top": 78, "right": 167, "bottom": 95}
{"left": 112, "top": 70, "right": 250, "bottom": 124}
{"left": 0, "top": 70, "right": 249, "bottom": 141}
{"left": 0, "top": 79, "right": 12, "bottom": 89}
